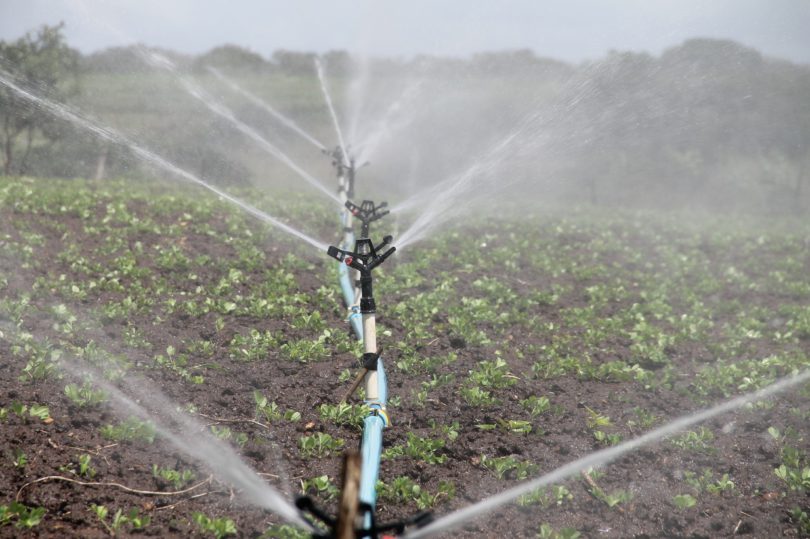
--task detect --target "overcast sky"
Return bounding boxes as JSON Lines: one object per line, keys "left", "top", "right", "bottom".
{"left": 1, "top": 0, "right": 809, "bottom": 64}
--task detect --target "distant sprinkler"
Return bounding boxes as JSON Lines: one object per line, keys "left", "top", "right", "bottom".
{"left": 324, "top": 145, "right": 368, "bottom": 201}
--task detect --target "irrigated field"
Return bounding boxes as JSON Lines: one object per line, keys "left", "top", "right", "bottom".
{"left": 1, "top": 176, "right": 809, "bottom": 538}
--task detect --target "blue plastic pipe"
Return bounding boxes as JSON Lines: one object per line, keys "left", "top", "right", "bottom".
{"left": 360, "top": 359, "right": 388, "bottom": 534}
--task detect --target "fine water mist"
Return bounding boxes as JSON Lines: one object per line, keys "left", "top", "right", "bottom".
{"left": 140, "top": 51, "right": 340, "bottom": 206}
{"left": 315, "top": 57, "right": 349, "bottom": 165}
{"left": 207, "top": 66, "right": 327, "bottom": 152}
{"left": 0, "top": 70, "right": 328, "bottom": 252}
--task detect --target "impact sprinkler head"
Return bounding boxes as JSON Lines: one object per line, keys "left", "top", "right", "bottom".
{"left": 345, "top": 199, "right": 389, "bottom": 238}
{"left": 327, "top": 236, "right": 395, "bottom": 314}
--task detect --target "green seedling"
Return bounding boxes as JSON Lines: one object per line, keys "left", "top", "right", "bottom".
{"left": 301, "top": 475, "right": 339, "bottom": 501}
{"left": 192, "top": 511, "right": 237, "bottom": 539}
{"left": 627, "top": 406, "right": 658, "bottom": 430}
{"left": 478, "top": 419, "right": 534, "bottom": 435}
{"left": 593, "top": 430, "right": 622, "bottom": 446}
{"left": 12, "top": 449, "right": 27, "bottom": 469}
{"left": 384, "top": 433, "right": 447, "bottom": 465}
{"left": 90, "top": 504, "right": 147, "bottom": 534}
{"left": 28, "top": 404, "right": 50, "bottom": 421}
{"left": 152, "top": 464, "right": 195, "bottom": 489}
{"left": 584, "top": 406, "right": 612, "bottom": 429}
{"left": 480, "top": 455, "right": 538, "bottom": 480}
{"left": 262, "top": 524, "right": 311, "bottom": 538}
{"left": 460, "top": 386, "right": 497, "bottom": 407}
{"left": 521, "top": 395, "right": 551, "bottom": 417}
{"left": 65, "top": 382, "right": 107, "bottom": 408}
{"left": 670, "top": 427, "right": 715, "bottom": 453}
{"left": 0, "top": 502, "right": 46, "bottom": 529}
{"left": 788, "top": 507, "right": 810, "bottom": 536}
{"left": 254, "top": 392, "right": 301, "bottom": 423}
{"left": 518, "top": 485, "right": 573, "bottom": 507}
{"left": 537, "top": 523, "right": 581, "bottom": 539}
{"left": 298, "top": 433, "right": 344, "bottom": 458}
{"left": 672, "top": 493, "right": 697, "bottom": 509}
{"left": 100, "top": 417, "right": 157, "bottom": 444}
{"left": 318, "top": 402, "right": 366, "bottom": 429}
{"left": 377, "top": 476, "right": 455, "bottom": 509}
{"left": 63, "top": 454, "right": 97, "bottom": 479}
{"left": 469, "top": 358, "right": 517, "bottom": 389}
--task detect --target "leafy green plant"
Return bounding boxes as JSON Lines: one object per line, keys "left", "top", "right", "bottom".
{"left": 100, "top": 417, "right": 157, "bottom": 444}
{"left": 152, "top": 464, "right": 195, "bottom": 489}
{"left": 301, "top": 475, "right": 339, "bottom": 501}
{"left": 537, "top": 523, "right": 581, "bottom": 539}
{"left": 90, "top": 504, "right": 151, "bottom": 534}
{"left": 480, "top": 455, "right": 537, "bottom": 480}
{"left": 280, "top": 334, "right": 330, "bottom": 363}
{"left": 64, "top": 382, "right": 107, "bottom": 408}
{"left": 28, "top": 403, "right": 50, "bottom": 421}
{"left": 298, "top": 433, "right": 344, "bottom": 458}
{"left": 63, "top": 454, "right": 97, "bottom": 479}
{"left": 670, "top": 427, "right": 715, "bottom": 453}
{"left": 384, "top": 433, "right": 447, "bottom": 465}
{"left": 775, "top": 463, "right": 810, "bottom": 492}
{"left": 0, "top": 502, "right": 46, "bottom": 529}
{"left": 672, "top": 493, "right": 697, "bottom": 509}
{"left": 594, "top": 488, "right": 633, "bottom": 509}
{"left": 377, "top": 476, "right": 455, "bottom": 509}
{"left": 521, "top": 395, "right": 551, "bottom": 417}
{"left": 626, "top": 406, "right": 658, "bottom": 430}
{"left": 478, "top": 418, "right": 534, "bottom": 435}
{"left": 469, "top": 358, "right": 517, "bottom": 389}
{"left": 229, "top": 329, "right": 278, "bottom": 362}
{"left": 254, "top": 391, "right": 301, "bottom": 423}
{"left": 788, "top": 507, "right": 810, "bottom": 536}
{"left": 262, "top": 524, "right": 310, "bottom": 538}
{"left": 192, "top": 511, "right": 237, "bottom": 539}
{"left": 518, "top": 485, "right": 573, "bottom": 507}
{"left": 11, "top": 449, "right": 27, "bottom": 469}
{"left": 460, "top": 386, "right": 497, "bottom": 407}
{"left": 318, "top": 402, "right": 366, "bottom": 429}
{"left": 683, "top": 469, "right": 734, "bottom": 495}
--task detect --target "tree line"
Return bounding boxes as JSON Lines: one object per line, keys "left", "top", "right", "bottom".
{"left": 1, "top": 24, "right": 808, "bottom": 213}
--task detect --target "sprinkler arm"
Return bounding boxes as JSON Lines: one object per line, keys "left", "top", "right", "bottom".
{"left": 327, "top": 236, "right": 395, "bottom": 277}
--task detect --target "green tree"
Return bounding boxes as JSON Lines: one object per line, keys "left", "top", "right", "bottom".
{"left": 0, "top": 23, "right": 80, "bottom": 175}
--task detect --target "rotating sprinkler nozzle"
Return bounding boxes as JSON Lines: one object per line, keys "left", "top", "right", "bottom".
{"left": 345, "top": 199, "right": 389, "bottom": 239}
{"left": 328, "top": 236, "right": 394, "bottom": 314}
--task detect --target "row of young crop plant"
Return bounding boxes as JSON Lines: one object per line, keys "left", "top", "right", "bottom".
{"left": 2, "top": 177, "right": 809, "bottom": 536}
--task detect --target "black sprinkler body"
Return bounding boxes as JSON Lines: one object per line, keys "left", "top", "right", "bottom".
{"left": 345, "top": 199, "right": 389, "bottom": 238}
{"left": 327, "top": 236, "right": 395, "bottom": 314}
